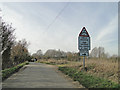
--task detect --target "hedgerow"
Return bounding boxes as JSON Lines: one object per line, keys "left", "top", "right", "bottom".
{"left": 2, "top": 61, "right": 29, "bottom": 81}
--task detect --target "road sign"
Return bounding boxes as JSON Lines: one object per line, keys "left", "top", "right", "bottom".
{"left": 79, "top": 27, "right": 89, "bottom": 37}
{"left": 78, "top": 36, "right": 90, "bottom": 50}
{"left": 79, "top": 49, "right": 89, "bottom": 56}
{"left": 78, "top": 27, "right": 90, "bottom": 50}
{"left": 78, "top": 27, "right": 91, "bottom": 70}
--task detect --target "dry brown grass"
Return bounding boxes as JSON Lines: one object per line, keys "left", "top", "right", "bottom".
{"left": 37, "top": 59, "right": 69, "bottom": 65}
{"left": 37, "top": 58, "right": 119, "bottom": 83}
{"left": 87, "top": 59, "right": 118, "bottom": 83}
{"left": 64, "top": 58, "right": 118, "bottom": 83}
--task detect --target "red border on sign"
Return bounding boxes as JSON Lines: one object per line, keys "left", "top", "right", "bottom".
{"left": 79, "top": 27, "right": 90, "bottom": 37}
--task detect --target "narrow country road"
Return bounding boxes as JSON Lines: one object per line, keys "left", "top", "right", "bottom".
{"left": 2, "top": 62, "right": 82, "bottom": 88}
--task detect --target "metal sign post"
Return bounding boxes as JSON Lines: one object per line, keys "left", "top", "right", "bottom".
{"left": 78, "top": 27, "right": 90, "bottom": 70}
{"left": 83, "top": 55, "right": 85, "bottom": 69}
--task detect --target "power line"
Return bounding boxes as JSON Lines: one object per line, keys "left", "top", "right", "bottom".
{"left": 46, "top": 2, "right": 70, "bottom": 31}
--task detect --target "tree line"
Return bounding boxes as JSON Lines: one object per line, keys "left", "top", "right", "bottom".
{"left": 0, "top": 15, "right": 31, "bottom": 70}
{"left": 32, "top": 49, "right": 79, "bottom": 61}
{"left": 32, "top": 47, "right": 118, "bottom": 61}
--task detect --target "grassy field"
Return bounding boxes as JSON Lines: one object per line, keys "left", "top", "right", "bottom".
{"left": 37, "top": 58, "right": 119, "bottom": 88}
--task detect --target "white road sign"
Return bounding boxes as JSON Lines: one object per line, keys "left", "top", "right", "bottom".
{"left": 78, "top": 27, "right": 90, "bottom": 56}
{"left": 80, "top": 49, "right": 89, "bottom": 56}
{"left": 78, "top": 36, "right": 90, "bottom": 50}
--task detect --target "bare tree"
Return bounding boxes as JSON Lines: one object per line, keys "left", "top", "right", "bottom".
{"left": 11, "top": 39, "right": 29, "bottom": 65}
{"left": 90, "top": 47, "right": 98, "bottom": 58}
{"left": 66, "top": 52, "right": 73, "bottom": 61}
{"left": 98, "top": 47, "right": 105, "bottom": 58}
{"left": 44, "top": 49, "right": 66, "bottom": 59}
{"left": 32, "top": 49, "right": 43, "bottom": 59}
{"left": 90, "top": 47, "right": 107, "bottom": 59}
{"left": 36, "top": 49, "right": 43, "bottom": 56}
{"left": 0, "top": 21, "right": 15, "bottom": 69}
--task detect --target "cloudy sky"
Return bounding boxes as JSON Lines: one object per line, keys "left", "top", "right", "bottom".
{"left": 0, "top": 2, "right": 118, "bottom": 55}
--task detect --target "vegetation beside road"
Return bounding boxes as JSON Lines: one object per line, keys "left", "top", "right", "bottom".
{"left": 37, "top": 59, "right": 69, "bottom": 65}
{"left": 1, "top": 19, "right": 32, "bottom": 70}
{"left": 2, "top": 61, "right": 29, "bottom": 81}
{"left": 58, "top": 66, "right": 119, "bottom": 88}
{"left": 38, "top": 58, "right": 119, "bottom": 88}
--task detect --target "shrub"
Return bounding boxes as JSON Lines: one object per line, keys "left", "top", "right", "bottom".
{"left": 2, "top": 61, "right": 29, "bottom": 81}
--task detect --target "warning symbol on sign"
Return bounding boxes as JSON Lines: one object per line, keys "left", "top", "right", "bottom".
{"left": 79, "top": 27, "right": 89, "bottom": 37}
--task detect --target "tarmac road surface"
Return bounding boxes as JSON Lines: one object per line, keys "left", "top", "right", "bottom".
{"left": 2, "top": 62, "right": 83, "bottom": 88}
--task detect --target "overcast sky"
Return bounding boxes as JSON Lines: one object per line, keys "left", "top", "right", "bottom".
{"left": 0, "top": 2, "right": 118, "bottom": 55}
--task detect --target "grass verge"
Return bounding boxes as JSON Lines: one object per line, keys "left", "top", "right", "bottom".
{"left": 2, "top": 61, "right": 29, "bottom": 81}
{"left": 58, "top": 66, "right": 120, "bottom": 88}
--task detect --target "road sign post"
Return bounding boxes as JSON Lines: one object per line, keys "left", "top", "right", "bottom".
{"left": 78, "top": 27, "right": 90, "bottom": 70}
{"left": 83, "top": 55, "right": 85, "bottom": 69}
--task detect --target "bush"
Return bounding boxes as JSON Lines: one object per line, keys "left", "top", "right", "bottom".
{"left": 2, "top": 61, "right": 29, "bottom": 81}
